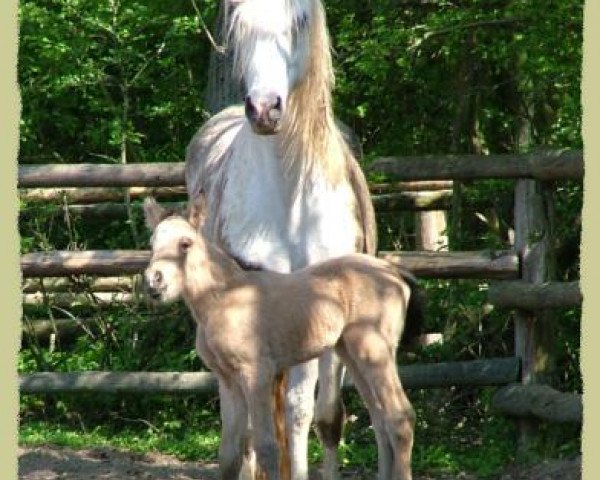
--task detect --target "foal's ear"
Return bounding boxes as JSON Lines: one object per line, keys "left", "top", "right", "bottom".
{"left": 143, "top": 197, "right": 167, "bottom": 230}
{"left": 187, "top": 193, "right": 208, "bottom": 230}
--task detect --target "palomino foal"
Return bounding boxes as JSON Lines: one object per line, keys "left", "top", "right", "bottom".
{"left": 143, "top": 196, "right": 415, "bottom": 480}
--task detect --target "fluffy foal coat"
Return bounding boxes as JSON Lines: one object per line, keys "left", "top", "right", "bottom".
{"left": 143, "top": 197, "right": 415, "bottom": 480}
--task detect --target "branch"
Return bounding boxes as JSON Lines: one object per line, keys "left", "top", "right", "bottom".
{"left": 426, "top": 18, "right": 522, "bottom": 38}
{"left": 411, "top": 17, "right": 523, "bottom": 52}
{"left": 190, "top": 0, "right": 226, "bottom": 54}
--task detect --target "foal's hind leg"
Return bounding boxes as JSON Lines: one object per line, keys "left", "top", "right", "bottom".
{"left": 315, "top": 348, "right": 345, "bottom": 480}
{"left": 241, "top": 367, "right": 281, "bottom": 480}
{"left": 335, "top": 340, "right": 393, "bottom": 480}
{"left": 341, "top": 325, "right": 415, "bottom": 480}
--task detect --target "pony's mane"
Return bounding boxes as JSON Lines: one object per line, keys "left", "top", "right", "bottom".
{"left": 280, "top": 0, "right": 348, "bottom": 188}
{"left": 226, "top": 0, "right": 349, "bottom": 189}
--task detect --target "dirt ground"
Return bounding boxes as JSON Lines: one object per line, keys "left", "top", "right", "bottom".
{"left": 18, "top": 445, "right": 581, "bottom": 480}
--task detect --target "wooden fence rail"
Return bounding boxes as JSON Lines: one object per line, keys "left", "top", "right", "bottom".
{"left": 18, "top": 149, "right": 582, "bottom": 429}
{"left": 19, "top": 163, "right": 186, "bottom": 188}
{"left": 19, "top": 191, "right": 454, "bottom": 221}
{"left": 21, "top": 249, "right": 519, "bottom": 279}
{"left": 17, "top": 150, "right": 583, "bottom": 188}
{"left": 492, "top": 384, "right": 582, "bottom": 424}
{"left": 19, "top": 181, "right": 454, "bottom": 204}
{"left": 23, "top": 291, "right": 139, "bottom": 307}
{"left": 19, "top": 357, "right": 520, "bottom": 394}
{"left": 368, "top": 150, "right": 583, "bottom": 181}
{"left": 23, "top": 276, "right": 138, "bottom": 294}
{"left": 488, "top": 281, "right": 582, "bottom": 310}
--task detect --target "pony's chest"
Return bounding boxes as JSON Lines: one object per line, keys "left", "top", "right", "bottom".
{"left": 288, "top": 178, "right": 360, "bottom": 267}
{"left": 216, "top": 153, "right": 359, "bottom": 272}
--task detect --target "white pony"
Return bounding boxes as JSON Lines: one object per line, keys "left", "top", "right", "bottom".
{"left": 185, "top": 1, "right": 414, "bottom": 478}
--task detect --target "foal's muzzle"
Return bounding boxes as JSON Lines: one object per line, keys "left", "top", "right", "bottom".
{"left": 244, "top": 94, "right": 283, "bottom": 135}
{"left": 144, "top": 269, "right": 165, "bottom": 301}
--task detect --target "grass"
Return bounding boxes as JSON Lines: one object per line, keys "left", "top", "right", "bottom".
{"left": 19, "top": 417, "right": 512, "bottom": 478}
{"left": 20, "top": 420, "right": 222, "bottom": 462}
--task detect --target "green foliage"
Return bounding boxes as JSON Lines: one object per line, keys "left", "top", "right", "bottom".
{"left": 327, "top": 0, "right": 582, "bottom": 156}
{"left": 19, "top": 0, "right": 215, "bottom": 165}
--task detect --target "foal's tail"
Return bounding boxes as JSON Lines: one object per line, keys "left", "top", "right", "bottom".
{"left": 398, "top": 268, "right": 426, "bottom": 347}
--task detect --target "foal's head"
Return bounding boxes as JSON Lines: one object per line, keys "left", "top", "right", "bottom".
{"left": 226, "top": 0, "right": 319, "bottom": 134}
{"left": 143, "top": 196, "right": 207, "bottom": 303}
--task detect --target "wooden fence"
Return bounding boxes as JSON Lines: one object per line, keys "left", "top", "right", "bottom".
{"left": 19, "top": 149, "right": 584, "bottom": 426}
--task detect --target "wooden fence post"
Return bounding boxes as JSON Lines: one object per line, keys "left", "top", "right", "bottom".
{"left": 513, "top": 178, "right": 557, "bottom": 448}
{"left": 416, "top": 209, "right": 449, "bottom": 252}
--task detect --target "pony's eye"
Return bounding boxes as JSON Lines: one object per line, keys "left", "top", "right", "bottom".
{"left": 227, "top": 0, "right": 242, "bottom": 16}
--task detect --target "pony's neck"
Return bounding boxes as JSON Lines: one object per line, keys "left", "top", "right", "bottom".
{"left": 279, "top": 0, "right": 348, "bottom": 190}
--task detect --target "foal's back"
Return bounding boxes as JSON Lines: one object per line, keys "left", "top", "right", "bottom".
{"left": 205, "top": 254, "right": 409, "bottom": 370}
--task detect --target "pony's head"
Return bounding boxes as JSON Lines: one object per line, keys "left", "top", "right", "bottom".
{"left": 226, "top": 0, "right": 322, "bottom": 135}
{"left": 143, "top": 196, "right": 207, "bottom": 303}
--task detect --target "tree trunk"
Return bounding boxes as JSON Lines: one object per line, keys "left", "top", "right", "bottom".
{"left": 203, "top": 5, "right": 241, "bottom": 114}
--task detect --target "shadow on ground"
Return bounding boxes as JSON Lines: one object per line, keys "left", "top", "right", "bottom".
{"left": 18, "top": 445, "right": 581, "bottom": 480}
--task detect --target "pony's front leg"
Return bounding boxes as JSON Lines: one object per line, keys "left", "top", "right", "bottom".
{"left": 315, "top": 349, "right": 345, "bottom": 480}
{"left": 285, "top": 359, "right": 319, "bottom": 480}
{"left": 218, "top": 378, "right": 248, "bottom": 480}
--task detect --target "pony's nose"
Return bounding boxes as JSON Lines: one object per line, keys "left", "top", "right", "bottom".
{"left": 244, "top": 93, "right": 282, "bottom": 134}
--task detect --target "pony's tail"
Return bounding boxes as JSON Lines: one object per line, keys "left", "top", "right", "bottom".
{"left": 398, "top": 268, "right": 426, "bottom": 348}
{"left": 273, "top": 371, "right": 291, "bottom": 480}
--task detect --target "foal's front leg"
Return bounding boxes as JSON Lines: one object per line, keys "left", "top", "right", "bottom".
{"left": 218, "top": 378, "right": 249, "bottom": 480}
{"left": 195, "top": 329, "right": 252, "bottom": 479}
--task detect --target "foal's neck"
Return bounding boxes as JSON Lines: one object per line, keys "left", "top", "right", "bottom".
{"left": 183, "top": 239, "right": 245, "bottom": 307}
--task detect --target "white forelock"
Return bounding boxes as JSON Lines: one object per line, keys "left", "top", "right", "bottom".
{"left": 228, "top": 0, "right": 313, "bottom": 81}
{"left": 230, "top": 0, "right": 312, "bottom": 37}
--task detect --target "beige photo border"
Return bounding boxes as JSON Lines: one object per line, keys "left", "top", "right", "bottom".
{"left": 1, "top": 1, "right": 597, "bottom": 479}
{"left": 2, "top": 0, "right": 21, "bottom": 478}
{"left": 581, "top": 1, "right": 597, "bottom": 479}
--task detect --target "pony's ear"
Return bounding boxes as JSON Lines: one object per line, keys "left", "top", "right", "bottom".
{"left": 187, "top": 193, "right": 208, "bottom": 230}
{"left": 143, "top": 197, "right": 167, "bottom": 230}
